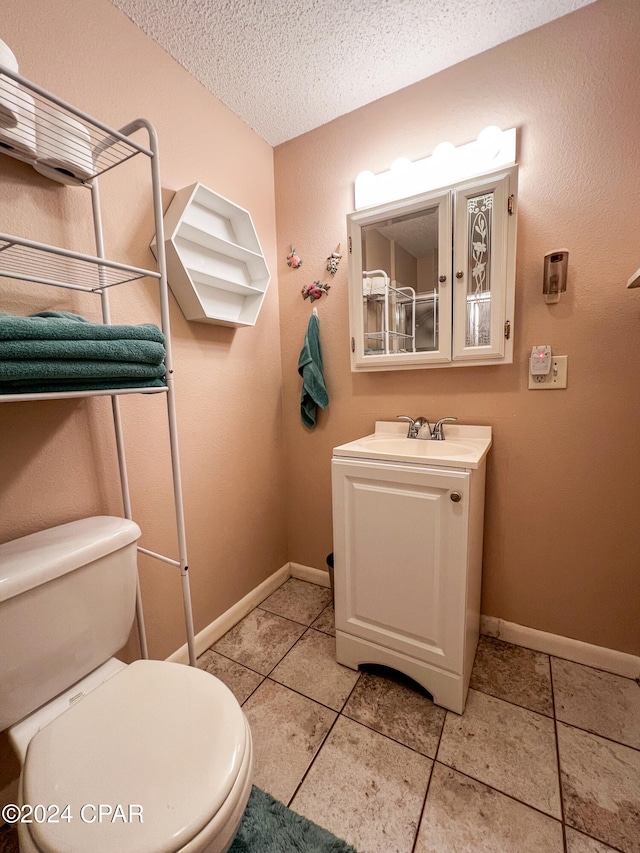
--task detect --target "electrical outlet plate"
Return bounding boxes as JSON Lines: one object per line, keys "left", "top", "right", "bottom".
{"left": 528, "top": 355, "right": 568, "bottom": 389}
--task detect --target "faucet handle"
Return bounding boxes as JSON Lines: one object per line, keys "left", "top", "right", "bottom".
{"left": 432, "top": 417, "right": 457, "bottom": 440}
{"left": 397, "top": 415, "right": 416, "bottom": 437}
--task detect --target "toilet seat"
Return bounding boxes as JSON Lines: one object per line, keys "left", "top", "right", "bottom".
{"left": 21, "top": 660, "right": 250, "bottom": 853}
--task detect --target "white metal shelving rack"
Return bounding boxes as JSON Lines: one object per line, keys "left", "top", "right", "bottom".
{"left": 0, "top": 64, "right": 197, "bottom": 665}
{"left": 362, "top": 269, "right": 416, "bottom": 354}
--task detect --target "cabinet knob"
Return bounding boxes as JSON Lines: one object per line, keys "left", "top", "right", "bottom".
{"left": 450, "top": 491, "right": 462, "bottom": 503}
{"left": 455, "top": 271, "right": 464, "bottom": 279}
{"left": 438, "top": 274, "right": 447, "bottom": 283}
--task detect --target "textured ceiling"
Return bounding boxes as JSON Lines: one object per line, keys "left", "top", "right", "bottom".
{"left": 109, "top": 0, "right": 595, "bottom": 146}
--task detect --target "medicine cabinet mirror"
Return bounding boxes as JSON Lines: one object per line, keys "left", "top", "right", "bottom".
{"left": 347, "top": 167, "right": 518, "bottom": 371}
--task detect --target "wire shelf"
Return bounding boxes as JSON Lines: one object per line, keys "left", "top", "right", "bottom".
{"left": 0, "top": 234, "right": 160, "bottom": 291}
{"left": 0, "top": 64, "right": 152, "bottom": 182}
{"left": 0, "top": 385, "right": 169, "bottom": 403}
{"left": 0, "top": 61, "right": 198, "bottom": 666}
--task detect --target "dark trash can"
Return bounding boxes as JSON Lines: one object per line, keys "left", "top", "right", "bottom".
{"left": 326, "top": 552, "right": 334, "bottom": 601}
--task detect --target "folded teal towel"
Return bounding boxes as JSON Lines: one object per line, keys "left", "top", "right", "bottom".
{"left": 0, "top": 338, "right": 165, "bottom": 364}
{"left": 0, "top": 311, "right": 164, "bottom": 343}
{"left": 297, "top": 314, "right": 328, "bottom": 429}
{"left": 0, "top": 376, "right": 167, "bottom": 395}
{"left": 0, "top": 359, "right": 165, "bottom": 383}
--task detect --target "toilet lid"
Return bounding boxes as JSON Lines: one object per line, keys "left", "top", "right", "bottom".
{"left": 22, "top": 660, "right": 248, "bottom": 853}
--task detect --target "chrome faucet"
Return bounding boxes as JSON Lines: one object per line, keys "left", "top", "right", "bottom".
{"left": 431, "top": 417, "right": 457, "bottom": 440}
{"left": 397, "top": 415, "right": 432, "bottom": 440}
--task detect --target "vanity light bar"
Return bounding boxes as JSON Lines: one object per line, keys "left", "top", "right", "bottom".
{"left": 354, "top": 127, "right": 517, "bottom": 210}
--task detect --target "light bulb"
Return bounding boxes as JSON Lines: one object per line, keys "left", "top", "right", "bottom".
{"left": 355, "top": 170, "right": 375, "bottom": 184}
{"left": 390, "top": 157, "right": 412, "bottom": 175}
{"left": 432, "top": 141, "right": 455, "bottom": 162}
{"left": 476, "top": 125, "right": 503, "bottom": 159}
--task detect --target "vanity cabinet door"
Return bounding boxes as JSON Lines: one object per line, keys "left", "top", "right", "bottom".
{"left": 332, "top": 458, "right": 470, "bottom": 673}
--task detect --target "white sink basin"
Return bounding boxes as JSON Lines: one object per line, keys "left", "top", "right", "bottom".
{"left": 333, "top": 422, "right": 492, "bottom": 469}
{"left": 358, "top": 436, "right": 478, "bottom": 456}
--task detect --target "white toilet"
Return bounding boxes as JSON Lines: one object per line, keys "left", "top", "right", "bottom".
{"left": 0, "top": 516, "right": 253, "bottom": 853}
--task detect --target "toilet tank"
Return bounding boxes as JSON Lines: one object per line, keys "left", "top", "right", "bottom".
{"left": 0, "top": 516, "right": 141, "bottom": 731}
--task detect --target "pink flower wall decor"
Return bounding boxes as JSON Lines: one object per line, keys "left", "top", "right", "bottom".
{"left": 287, "top": 247, "right": 303, "bottom": 269}
{"left": 302, "top": 281, "right": 330, "bottom": 302}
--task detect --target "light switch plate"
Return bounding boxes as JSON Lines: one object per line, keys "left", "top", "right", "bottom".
{"left": 528, "top": 355, "right": 568, "bottom": 389}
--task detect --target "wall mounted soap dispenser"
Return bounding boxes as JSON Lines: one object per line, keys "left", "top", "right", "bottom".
{"left": 543, "top": 250, "right": 568, "bottom": 303}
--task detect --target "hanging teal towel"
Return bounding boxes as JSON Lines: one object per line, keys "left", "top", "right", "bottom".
{"left": 297, "top": 314, "right": 328, "bottom": 429}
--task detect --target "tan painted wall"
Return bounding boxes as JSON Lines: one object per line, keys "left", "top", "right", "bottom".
{"left": 275, "top": 0, "right": 640, "bottom": 656}
{"left": 0, "top": 0, "right": 288, "bottom": 664}
{"left": 393, "top": 242, "right": 417, "bottom": 291}
{"left": 0, "top": 0, "right": 638, "bottom": 747}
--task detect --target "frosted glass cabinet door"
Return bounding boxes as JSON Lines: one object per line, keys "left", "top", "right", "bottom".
{"left": 332, "top": 458, "right": 470, "bottom": 673}
{"left": 452, "top": 171, "right": 513, "bottom": 360}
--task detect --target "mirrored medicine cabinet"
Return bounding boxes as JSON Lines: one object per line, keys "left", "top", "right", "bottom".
{"left": 346, "top": 166, "right": 518, "bottom": 371}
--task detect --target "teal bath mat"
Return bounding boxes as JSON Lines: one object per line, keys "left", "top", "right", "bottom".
{"left": 230, "top": 786, "right": 358, "bottom": 852}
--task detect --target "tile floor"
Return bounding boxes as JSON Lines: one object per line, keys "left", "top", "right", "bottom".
{"left": 1, "top": 577, "right": 639, "bottom": 853}
{"left": 205, "top": 578, "right": 640, "bottom": 853}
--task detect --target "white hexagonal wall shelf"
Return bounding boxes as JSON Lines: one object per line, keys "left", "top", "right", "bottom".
{"left": 151, "top": 182, "right": 270, "bottom": 327}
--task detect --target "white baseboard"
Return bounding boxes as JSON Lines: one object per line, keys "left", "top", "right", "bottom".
{"left": 290, "top": 562, "right": 331, "bottom": 588}
{"left": 168, "top": 564, "right": 638, "bottom": 682}
{"left": 167, "top": 562, "right": 333, "bottom": 664}
{"left": 167, "top": 564, "right": 291, "bottom": 665}
{"left": 481, "top": 615, "right": 640, "bottom": 680}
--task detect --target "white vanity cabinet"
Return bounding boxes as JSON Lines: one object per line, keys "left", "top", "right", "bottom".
{"left": 331, "top": 423, "right": 491, "bottom": 713}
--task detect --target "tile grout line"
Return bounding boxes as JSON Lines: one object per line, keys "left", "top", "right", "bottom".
{"left": 549, "top": 656, "right": 569, "bottom": 853}
{"left": 201, "top": 646, "right": 266, "bottom": 678}
{"left": 229, "top": 601, "right": 347, "bottom": 811}
{"left": 548, "top": 661, "right": 635, "bottom": 852}
{"left": 409, "top": 703, "right": 447, "bottom": 853}
{"left": 468, "top": 679, "right": 640, "bottom": 754}
{"left": 551, "top": 716, "right": 640, "bottom": 755}
{"left": 285, "top": 711, "right": 343, "bottom": 810}
{"left": 263, "top": 634, "right": 362, "bottom": 714}
{"left": 253, "top": 621, "right": 329, "bottom": 686}
{"left": 431, "top": 758, "right": 566, "bottom": 827}
{"left": 204, "top": 601, "right": 334, "bottom": 706}
{"left": 285, "top": 670, "right": 364, "bottom": 809}
{"left": 409, "top": 761, "right": 435, "bottom": 853}
{"left": 467, "top": 685, "right": 555, "bottom": 718}
{"left": 420, "top": 653, "right": 570, "bottom": 839}
{"left": 222, "top": 597, "right": 350, "bottom": 812}
{"left": 545, "top": 651, "right": 640, "bottom": 684}
{"left": 414, "top": 688, "right": 450, "bottom": 853}
{"left": 262, "top": 675, "right": 341, "bottom": 713}
{"left": 240, "top": 614, "right": 342, "bottom": 709}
